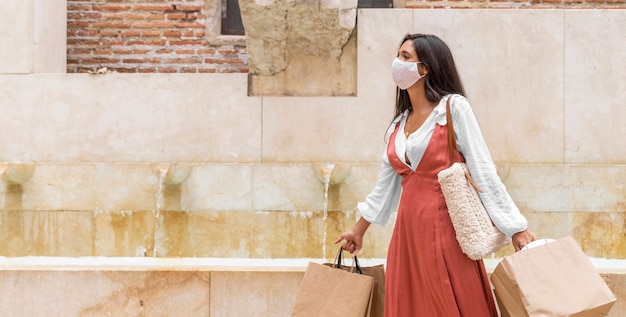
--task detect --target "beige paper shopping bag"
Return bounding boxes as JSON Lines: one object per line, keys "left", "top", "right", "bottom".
{"left": 290, "top": 262, "right": 375, "bottom": 317}
{"left": 491, "top": 236, "right": 616, "bottom": 317}
{"left": 324, "top": 250, "right": 385, "bottom": 317}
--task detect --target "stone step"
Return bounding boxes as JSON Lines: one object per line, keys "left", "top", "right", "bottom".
{"left": 0, "top": 257, "right": 623, "bottom": 316}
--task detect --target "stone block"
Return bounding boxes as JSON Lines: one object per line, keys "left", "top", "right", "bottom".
{"left": 570, "top": 165, "right": 626, "bottom": 212}
{"left": 261, "top": 96, "right": 392, "bottom": 163}
{"left": 0, "top": 0, "right": 66, "bottom": 73}
{"left": 564, "top": 11, "right": 626, "bottom": 164}
{"left": 503, "top": 164, "right": 571, "bottom": 213}
{"left": 94, "top": 210, "right": 157, "bottom": 257}
{"left": 0, "top": 1, "right": 34, "bottom": 73}
{"left": 0, "top": 74, "right": 261, "bottom": 163}
{"left": 240, "top": 0, "right": 358, "bottom": 96}
{"left": 0, "top": 270, "right": 211, "bottom": 316}
{"left": 601, "top": 272, "right": 626, "bottom": 317}
{"left": 572, "top": 212, "right": 626, "bottom": 259}
{"left": 210, "top": 271, "right": 303, "bottom": 317}
{"left": 34, "top": 0, "right": 67, "bottom": 73}
{"left": 0, "top": 210, "right": 93, "bottom": 256}
{"left": 411, "top": 9, "right": 565, "bottom": 164}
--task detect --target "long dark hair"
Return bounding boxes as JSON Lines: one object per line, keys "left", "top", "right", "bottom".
{"left": 393, "top": 34, "right": 466, "bottom": 120}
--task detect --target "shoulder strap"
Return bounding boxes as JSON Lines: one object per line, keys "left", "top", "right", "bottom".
{"left": 445, "top": 97, "right": 461, "bottom": 163}
{"left": 445, "top": 97, "right": 484, "bottom": 191}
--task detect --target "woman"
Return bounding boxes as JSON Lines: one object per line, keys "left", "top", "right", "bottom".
{"left": 335, "top": 34, "right": 536, "bottom": 316}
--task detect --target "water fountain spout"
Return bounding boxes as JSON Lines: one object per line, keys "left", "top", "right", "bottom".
{"left": 312, "top": 163, "right": 351, "bottom": 185}
{"left": 151, "top": 163, "right": 193, "bottom": 185}
{"left": 0, "top": 163, "right": 35, "bottom": 184}
{"left": 312, "top": 163, "right": 351, "bottom": 260}
{"left": 149, "top": 163, "right": 193, "bottom": 257}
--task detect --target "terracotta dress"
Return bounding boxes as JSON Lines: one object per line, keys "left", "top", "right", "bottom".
{"left": 383, "top": 122, "right": 498, "bottom": 317}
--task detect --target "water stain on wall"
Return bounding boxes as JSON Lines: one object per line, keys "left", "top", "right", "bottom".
{"left": 573, "top": 212, "right": 626, "bottom": 259}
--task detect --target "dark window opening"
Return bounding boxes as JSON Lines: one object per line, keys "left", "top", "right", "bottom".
{"left": 221, "top": 0, "right": 245, "bottom": 36}
{"left": 358, "top": 0, "right": 393, "bottom": 8}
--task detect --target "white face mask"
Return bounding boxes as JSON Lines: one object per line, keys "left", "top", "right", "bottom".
{"left": 391, "top": 57, "right": 424, "bottom": 90}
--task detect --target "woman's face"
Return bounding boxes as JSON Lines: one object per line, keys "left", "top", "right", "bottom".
{"left": 397, "top": 39, "right": 427, "bottom": 84}
{"left": 398, "top": 39, "right": 419, "bottom": 62}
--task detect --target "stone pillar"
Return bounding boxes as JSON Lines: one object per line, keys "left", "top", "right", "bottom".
{"left": 239, "top": 0, "right": 357, "bottom": 96}
{"left": 0, "top": 0, "right": 66, "bottom": 73}
{"left": 33, "top": 0, "right": 67, "bottom": 73}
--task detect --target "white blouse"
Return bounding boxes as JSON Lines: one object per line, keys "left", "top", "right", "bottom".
{"left": 357, "top": 94, "right": 528, "bottom": 238}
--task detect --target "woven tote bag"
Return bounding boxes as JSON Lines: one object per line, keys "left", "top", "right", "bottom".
{"left": 437, "top": 97, "right": 510, "bottom": 260}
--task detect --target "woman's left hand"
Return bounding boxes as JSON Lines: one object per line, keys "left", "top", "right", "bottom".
{"left": 512, "top": 229, "right": 536, "bottom": 252}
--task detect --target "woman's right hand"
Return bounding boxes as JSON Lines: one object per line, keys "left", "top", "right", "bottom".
{"left": 334, "top": 230, "right": 364, "bottom": 256}
{"left": 334, "top": 217, "right": 371, "bottom": 257}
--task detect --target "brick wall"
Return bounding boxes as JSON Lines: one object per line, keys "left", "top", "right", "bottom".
{"left": 67, "top": 0, "right": 248, "bottom": 73}
{"left": 67, "top": 0, "right": 624, "bottom": 74}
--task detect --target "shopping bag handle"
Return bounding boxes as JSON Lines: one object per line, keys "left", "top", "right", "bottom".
{"left": 332, "top": 248, "right": 363, "bottom": 274}
{"left": 520, "top": 238, "right": 555, "bottom": 251}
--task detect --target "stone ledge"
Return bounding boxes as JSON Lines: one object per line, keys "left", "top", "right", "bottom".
{"left": 0, "top": 257, "right": 623, "bottom": 316}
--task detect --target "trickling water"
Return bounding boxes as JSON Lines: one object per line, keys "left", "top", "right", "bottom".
{"left": 153, "top": 168, "right": 166, "bottom": 257}
{"left": 322, "top": 163, "right": 335, "bottom": 259}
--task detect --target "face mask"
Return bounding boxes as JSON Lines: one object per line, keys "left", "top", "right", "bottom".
{"left": 391, "top": 57, "right": 424, "bottom": 90}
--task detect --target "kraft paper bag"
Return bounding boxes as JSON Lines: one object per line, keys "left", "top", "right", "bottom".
{"left": 361, "top": 264, "right": 385, "bottom": 317}
{"left": 490, "top": 236, "right": 616, "bottom": 317}
{"left": 494, "top": 290, "right": 511, "bottom": 317}
{"left": 323, "top": 251, "right": 385, "bottom": 317}
{"left": 290, "top": 262, "right": 375, "bottom": 317}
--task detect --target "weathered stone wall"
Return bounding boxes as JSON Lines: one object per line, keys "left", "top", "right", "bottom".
{"left": 2, "top": 9, "right": 625, "bottom": 260}
{"left": 64, "top": 0, "right": 626, "bottom": 76}
{"left": 239, "top": 0, "right": 358, "bottom": 96}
